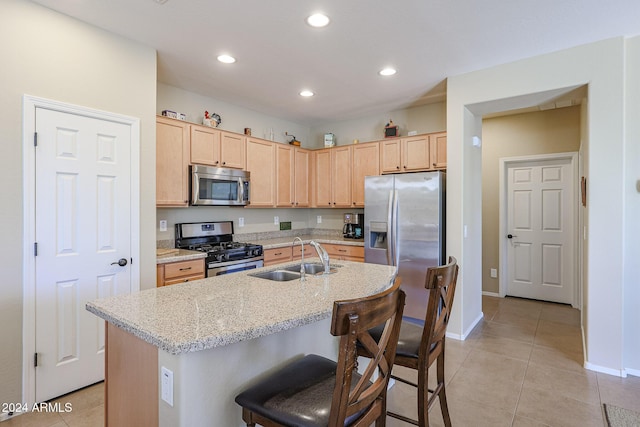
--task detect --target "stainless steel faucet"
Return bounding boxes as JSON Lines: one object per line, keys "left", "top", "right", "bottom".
{"left": 292, "top": 237, "right": 306, "bottom": 281}
{"left": 309, "top": 240, "right": 330, "bottom": 274}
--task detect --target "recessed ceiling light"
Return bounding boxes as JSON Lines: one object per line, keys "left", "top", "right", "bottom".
{"left": 306, "top": 13, "right": 330, "bottom": 28}
{"left": 379, "top": 68, "right": 397, "bottom": 76}
{"left": 217, "top": 54, "right": 236, "bottom": 64}
{"left": 299, "top": 90, "right": 315, "bottom": 97}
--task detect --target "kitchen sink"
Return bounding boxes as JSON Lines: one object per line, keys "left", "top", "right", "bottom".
{"left": 283, "top": 263, "right": 338, "bottom": 275}
{"left": 249, "top": 270, "right": 301, "bottom": 282}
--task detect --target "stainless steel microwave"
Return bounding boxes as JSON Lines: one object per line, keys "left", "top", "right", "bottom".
{"left": 190, "top": 165, "right": 250, "bottom": 206}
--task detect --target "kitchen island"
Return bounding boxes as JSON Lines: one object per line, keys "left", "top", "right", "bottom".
{"left": 87, "top": 258, "right": 396, "bottom": 427}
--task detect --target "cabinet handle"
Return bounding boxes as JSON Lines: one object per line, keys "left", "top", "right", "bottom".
{"left": 433, "top": 163, "right": 437, "bottom": 167}
{"left": 403, "top": 165, "right": 407, "bottom": 169}
{"left": 291, "top": 202, "right": 295, "bottom": 205}
{"left": 328, "top": 202, "right": 331, "bottom": 206}
{"left": 222, "top": 161, "right": 226, "bottom": 165}
{"left": 338, "top": 249, "right": 347, "bottom": 252}
{"left": 275, "top": 252, "right": 282, "bottom": 256}
{"left": 214, "top": 161, "right": 219, "bottom": 165}
{"left": 184, "top": 279, "right": 189, "bottom": 282}
{"left": 179, "top": 267, "right": 192, "bottom": 271}
{"left": 396, "top": 166, "right": 400, "bottom": 170}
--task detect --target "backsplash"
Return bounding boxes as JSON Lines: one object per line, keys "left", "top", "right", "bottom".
{"left": 157, "top": 227, "right": 344, "bottom": 248}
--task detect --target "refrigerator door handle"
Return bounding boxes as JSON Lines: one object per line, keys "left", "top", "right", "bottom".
{"left": 391, "top": 190, "right": 399, "bottom": 267}
{"left": 386, "top": 190, "right": 394, "bottom": 266}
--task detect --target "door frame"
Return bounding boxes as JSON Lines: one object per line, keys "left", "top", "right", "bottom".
{"left": 21, "top": 95, "right": 141, "bottom": 405}
{"left": 498, "top": 151, "right": 580, "bottom": 308}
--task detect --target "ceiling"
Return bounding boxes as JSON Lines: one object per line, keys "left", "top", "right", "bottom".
{"left": 29, "top": 0, "right": 640, "bottom": 126}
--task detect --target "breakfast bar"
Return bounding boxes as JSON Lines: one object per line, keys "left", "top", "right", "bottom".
{"left": 86, "top": 259, "right": 396, "bottom": 427}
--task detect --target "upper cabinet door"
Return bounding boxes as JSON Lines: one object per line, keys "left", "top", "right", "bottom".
{"left": 246, "top": 138, "right": 275, "bottom": 207}
{"left": 276, "top": 144, "right": 294, "bottom": 207}
{"left": 156, "top": 117, "right": 190, "bottom": 207}
{"left": 220, "top": 131, "right": 246, "bottom": 169}
{"left": 352, "top": 142, "right": 380, "bottom": 207}
{"left": 294, "top": 148, "right": 310, "bottom": 207}
{"left": 380, "top": 139, "right": 401, "bottom": 173}
{"left": 190, "top": 125, "right": 220, "bottom": 166}
{"left": 331, "top": 146, "right": 352, "bottom": 208}
{"left": 314, "top": 149, "right": 332, "bottom": 208}
{"left": 402, "top": 135, "right": 430, "bottom": 172}
{"left": 429, "top": 132, "right": 447, "bottom": 170}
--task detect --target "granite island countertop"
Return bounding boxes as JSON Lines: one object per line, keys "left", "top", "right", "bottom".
{"left": 87, "top": 259, "right": 396, "bottom": 355}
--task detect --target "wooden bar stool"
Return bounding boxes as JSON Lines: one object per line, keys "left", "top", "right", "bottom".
{"left": 234, "top": 278, "right": 405, "bottom": 426}
{"left": 359, "top": 256, "right": 458, "bottom": 427}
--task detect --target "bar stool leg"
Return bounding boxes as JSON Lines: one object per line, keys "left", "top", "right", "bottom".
{"left": 437, "top": 350, "right": 451, "bottom": 427}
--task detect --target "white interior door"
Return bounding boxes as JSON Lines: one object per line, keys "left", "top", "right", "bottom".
{"left": 34, "top": 107, "right": 132, "bottom": 402}
{"left": 505, "top": 157, "right": 575, "bottom": 304}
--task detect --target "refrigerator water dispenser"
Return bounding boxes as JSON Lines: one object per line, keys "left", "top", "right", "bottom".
{"left": 369, "top": 222, "right": 388, "bottom": 249}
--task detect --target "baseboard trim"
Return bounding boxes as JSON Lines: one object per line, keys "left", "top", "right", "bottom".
{"left": 482, "top": 291, "right": 501, "bottom": 297}
{"left": 446, "top": 312, "right": 484, "bottom": 341}
{"left": 0, "top": 412, "right": 19, "bottom": 422}
{"left": 624, "top": 367, "right": 640, "bottom": 377}
{"left": 584, "top": 361, "right": 626, "bottom": 378}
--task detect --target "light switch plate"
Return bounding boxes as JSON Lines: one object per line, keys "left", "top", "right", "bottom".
{"left": 238, "top": 217, "right": 244, "bottom": 227}
{"left": 490, "top": 268, "right": 497, "bottom": 278}
{"left": 161, "top": 367, "right": 173, "bottom": 406}
{"left": 317, "top": 215, "right": 322, "bottom": 224}
{"left": 159, "top": 220, "right": 167, "bottom": 232}
{"left": 274, "top": 216, "right": 279, "bottom": 225}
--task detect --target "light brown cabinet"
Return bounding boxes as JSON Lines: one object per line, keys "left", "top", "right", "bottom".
{"left": 324, "top": 244, "right": 364, "bottom": 262}
{"left": 292, "top": 244, "right": 314, "bottom": 260}
{"left": 246, "top": 138, "right": 276, "bottom": 207}
{"left": 189, "top": 125, "right": 245, "bottom": 169}
{"left": 276, "top": 146, "right": 310, "bottom": 208}
{"left": 263, "top": 247, "right": 293, "bottom": 266}
{"left": 156, "top": 116, "right": 190, "bottom": 207}
{"left": 314, "top": 146, "right": 352, "bottom": 208}
{"left": 351, "top": 142, "right": 380, "bottom": 207}
{"left": 380, "top": 133, "right": 447, "bottom": 173}
{"left": 156, "top": 259, "right": 205, "bottom": 287}
{"left": 429, "top": 132, "right": 447, "bottom": 170}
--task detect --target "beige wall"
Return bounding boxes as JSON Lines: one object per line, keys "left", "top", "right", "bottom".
{"left": 157, "top": 83, "right": 312, "bottom": 147}
{"left": 481, "top": 106, "right": 581, "bottom": 294}
{"left": 447, "top": 37, "right": 632, "bottom": 373}
{"left": 0, "top": 0, "right": 157, "bottom": 405}
{"left": 309, "top": 102, "right": 446, "bottom": 148}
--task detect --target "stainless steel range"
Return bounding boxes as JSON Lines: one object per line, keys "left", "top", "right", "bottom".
{"left": 175, "top": 221, "right": 264, "bottom": 277}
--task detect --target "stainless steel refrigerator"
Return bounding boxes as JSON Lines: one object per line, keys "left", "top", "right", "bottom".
{"left": 364, "top": 172, "right": 445, "bottom": 321}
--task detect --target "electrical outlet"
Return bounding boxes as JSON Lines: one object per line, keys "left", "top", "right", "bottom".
{"left": 159, "top": 220, "right": 167, "bottom": 232}
{"left": 317, "top": 215, "right": 322, "bottom": 224}
{"left": 161, "top": 367, "right": 173, "bottom": 406}
{"left": 238, "top": 217, "right": 244, "bottom": 227}
{"left": 274, "top": 216, "right": 279, "bottom": 225}
{"left": 490, "top": 268, "right": 498, "bottom": 278}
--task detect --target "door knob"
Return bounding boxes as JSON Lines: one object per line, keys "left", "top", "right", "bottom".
{"left": 111, "top": 258, "right": 128, "bottom": 267}
{"left": 507, "top": 234, "right": 517, "bottom": 239}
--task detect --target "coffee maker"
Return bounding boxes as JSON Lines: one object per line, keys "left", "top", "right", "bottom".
{"left": 343, "top": 213, "right": 364, "bottom": 239}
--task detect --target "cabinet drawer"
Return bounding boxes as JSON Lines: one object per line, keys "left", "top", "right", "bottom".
{"left": 163, "top": 274, "right": 205, "bottom": 286}
{"left": 164, "top": 259, "right": 205, "bottom": 280}
{"left": 292, "top": 245, "right": 314, "bottom": 260}
{"left": 264, "top": 247, "right": 293, "bottom": 265}
{"left": 324, "top": 244, "right": 364, "bottom": 260}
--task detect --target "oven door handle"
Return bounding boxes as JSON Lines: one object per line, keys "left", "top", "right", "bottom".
{"left": 207, "top": 255, "right": 264, "bottom": 270}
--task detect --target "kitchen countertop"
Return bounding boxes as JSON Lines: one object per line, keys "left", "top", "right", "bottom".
{"left": 155, "top": 236, "right": 364, "bottom": 264}
{"left": 253, "top": 235, "right": 364, "bottom": 249}
{"left": 87, "top": 259, "right": 396, "bottom": 355}
{"left": 156, "top": 248, "right": 206, "bottom": 265}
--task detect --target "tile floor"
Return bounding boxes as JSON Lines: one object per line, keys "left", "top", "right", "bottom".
{"left": 386, "top": 296, "right": 640, "bottom": 427}
{"left": 3, "top": 296, "right": 639, "bottom": 426}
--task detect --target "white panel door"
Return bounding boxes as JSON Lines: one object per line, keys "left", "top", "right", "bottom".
{"left": 506, "top": 158, "right": 574, "bottom": 304}
{"left": 34, "top": 107, "right": 132, "bottom": 402}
